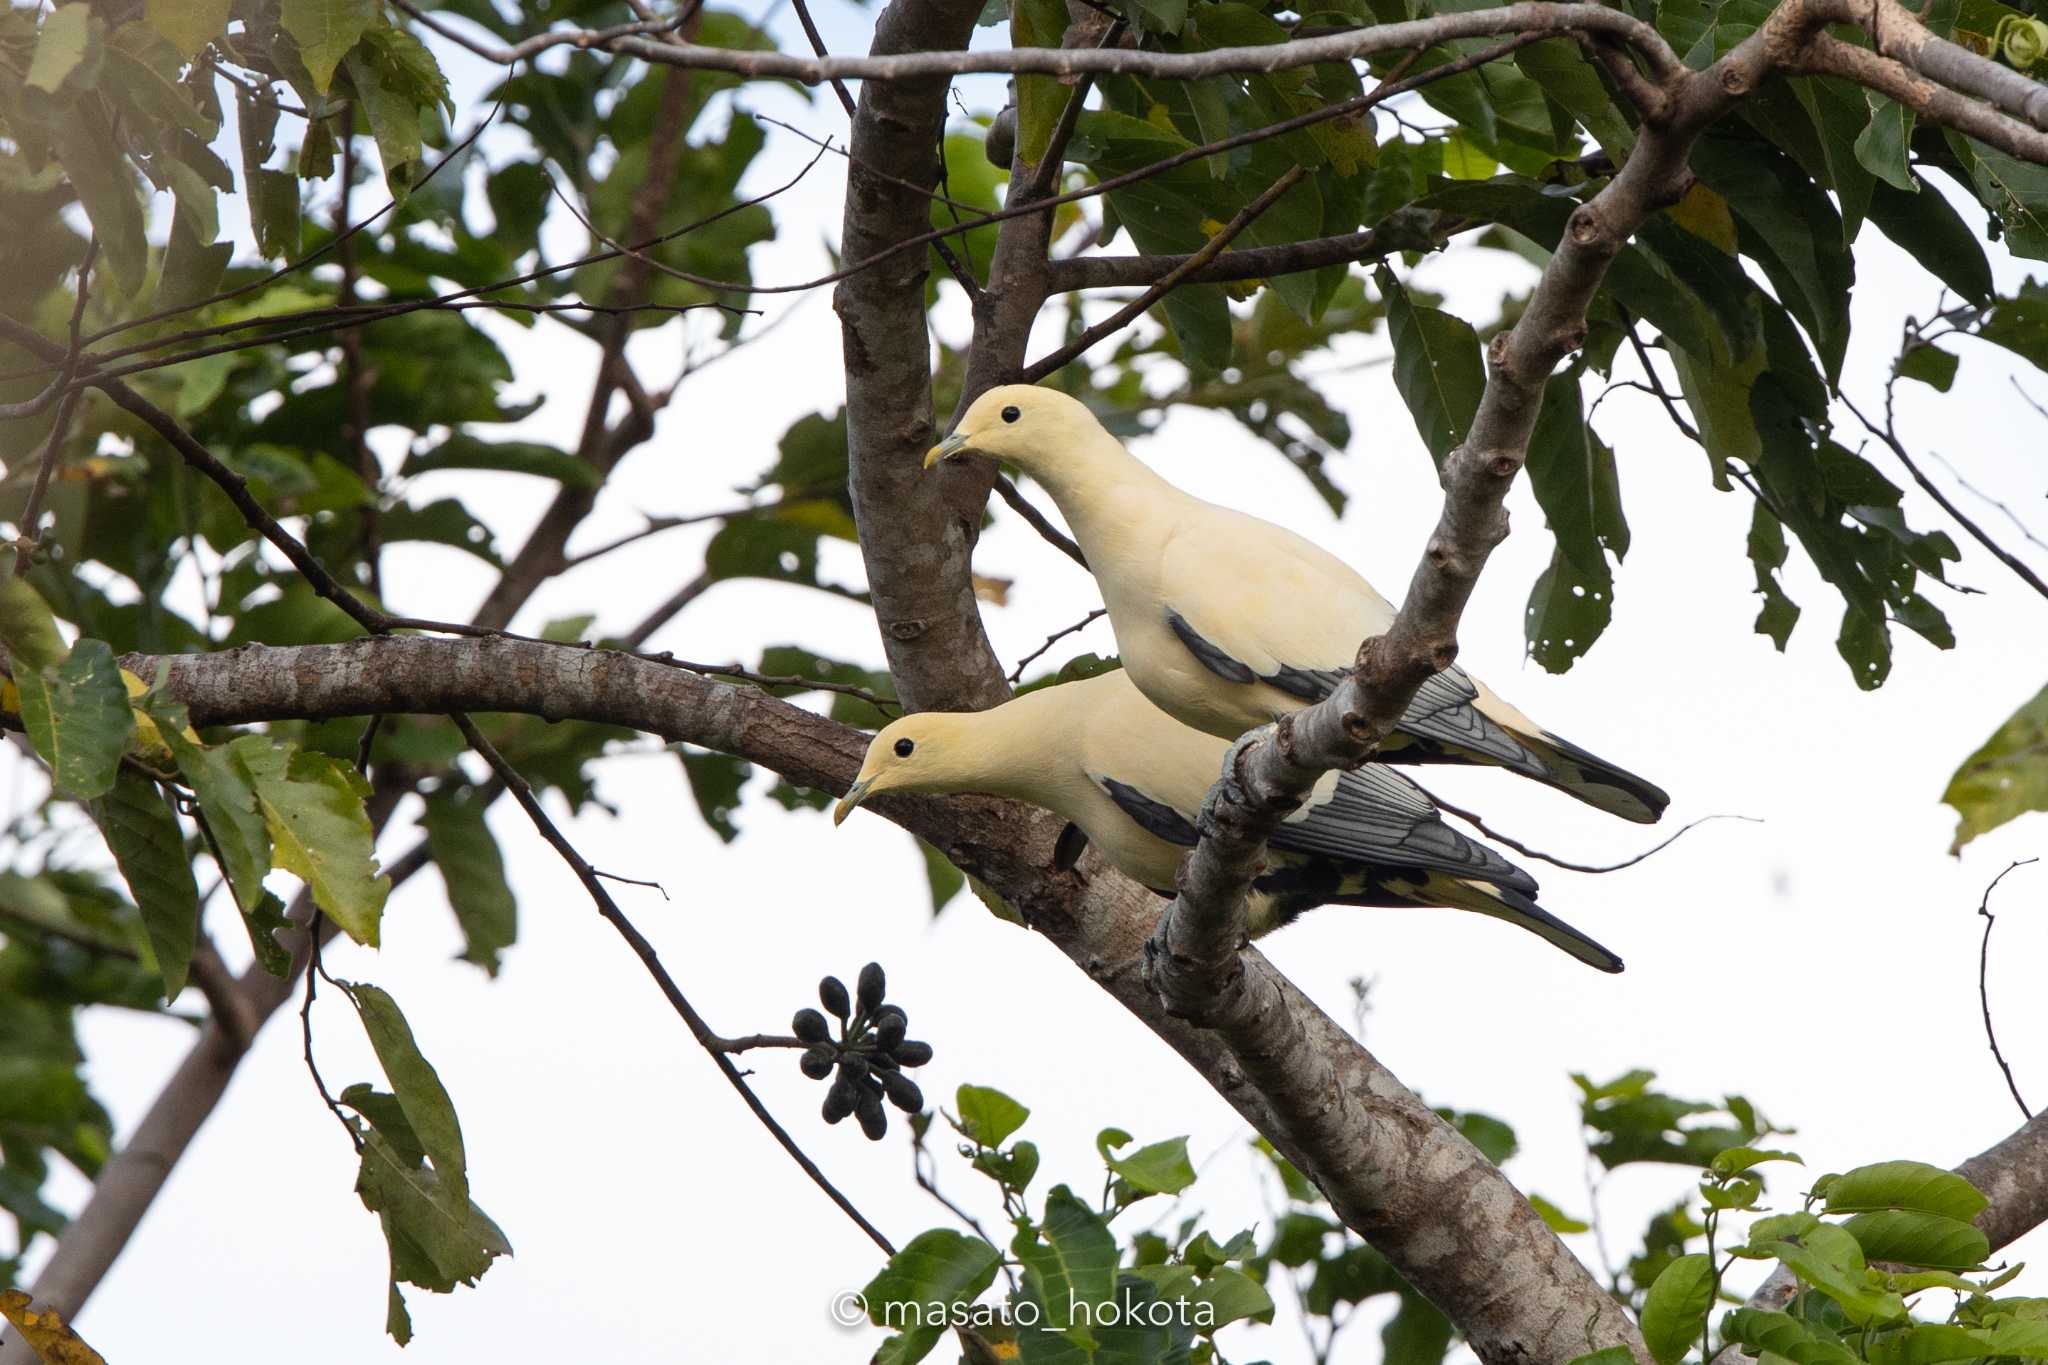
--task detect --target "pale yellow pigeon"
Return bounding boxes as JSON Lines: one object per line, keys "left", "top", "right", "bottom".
{"left": 927, "top": 384, "right": 1668, "bottom": 824}
{"left": 835, "top": 668, "right": 1622, "bottom": 971}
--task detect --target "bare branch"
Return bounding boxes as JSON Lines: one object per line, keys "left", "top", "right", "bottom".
{"left": 1842, "top": 392, "right": 2048, "bottom": 604}
{"left": 451, "top": 5, "right": 1687, "bottom": 85}
{"left": 1976, "top": 859, "right": 2039, "bottom": 1120}
{"left": 1023, "top": 166, "right": 1306, "bottom": 382}
{"left": 1007, "top": 608, "right": 1107, "bottom": 684}
{"left": 1426, "top": 795, "right": 1763, "bottom": 874}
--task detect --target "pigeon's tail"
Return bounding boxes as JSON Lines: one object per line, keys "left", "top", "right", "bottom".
{"left": 1504, "top": 727, "right": 1670, "bottom": 826}
{"left": 1428, "top": 877, "right": 1626, "bottom": 973}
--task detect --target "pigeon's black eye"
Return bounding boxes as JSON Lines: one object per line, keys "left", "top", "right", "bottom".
{"left": 894, "top": 738, "right": 915, "bottom": 758}
{"left": 1001, "top": 405, "right": 1021, "bottom": 424}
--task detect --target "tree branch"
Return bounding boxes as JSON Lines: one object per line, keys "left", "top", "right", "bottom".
{"left": 449, "top": 5, "right": 1687, "bottom": 84}
{"left": 836, "top": 0, "right": 1013, "bottom": 713}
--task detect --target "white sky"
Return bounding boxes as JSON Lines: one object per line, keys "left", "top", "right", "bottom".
{"left": 6, "top": 6, "right": 2048, "bottom": 1362}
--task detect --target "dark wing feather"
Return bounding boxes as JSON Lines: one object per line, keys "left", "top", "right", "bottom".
{"left": 1267, "top": 765, "right": 1537, "bottom": 894}
{"left": 1160, "top": 614, "right": 1545, "bottom": 778}
{"left": 1099, "top": 777, "right": 1200, "bottom": 847}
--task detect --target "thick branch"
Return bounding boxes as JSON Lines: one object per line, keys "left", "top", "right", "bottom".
{"left": 482, "top": 6, "right": 1687, "bottom": 84}
{"left": 1810, "top": 0, "right": 2048, "bottom": 135}
{"left": 835, "top": 0, "right": 1012, "bottom": 712}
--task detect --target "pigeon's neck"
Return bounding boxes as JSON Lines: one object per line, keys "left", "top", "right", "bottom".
{"left": 1027, "top": 432, "right": 1183, "bottom": 552}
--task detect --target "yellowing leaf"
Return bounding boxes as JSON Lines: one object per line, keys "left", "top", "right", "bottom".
{"left": 1944, "top": 683, "right": 2048, "bottom": 852}
{"left": 146, "top": 0, "right": 230, "bottom": 58}
{"left": 1440, "top": 133, "right": 1497, "bottom": 181}
{"left": 281, "top": 0, "right": 373, "bottom": 93}
{"left": 233, "top": 737, "right": 389, "bottom": 944}
{"left": 0, "top": 1290, "right": 108, "bottom": 1365}
{"left": 1668, "top": 182, "right": 1738, "bottom": 253}
{"left": 0, "top": 578, "right": 70, "bottom": 673}
{"left": 17, "top": 639, "right": 134, "bottom": 799}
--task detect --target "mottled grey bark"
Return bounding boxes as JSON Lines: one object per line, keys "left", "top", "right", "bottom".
{"left": 835, "top": 0, "right": 1012, "bottom": 713}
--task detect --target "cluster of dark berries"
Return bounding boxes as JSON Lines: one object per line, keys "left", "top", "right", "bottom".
{"left": 793, "top": 962, "right": 932, "bottom": 1141}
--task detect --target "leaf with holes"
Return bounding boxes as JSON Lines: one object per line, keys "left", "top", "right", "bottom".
{"left": 232, "top": 738, "right": 389, "bottom": 945}
{"left": 17, "top": 640, "right": 133, "bottom": 800}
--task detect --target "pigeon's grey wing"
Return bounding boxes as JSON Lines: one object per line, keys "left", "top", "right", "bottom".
{"left": 1267, "top": 764, "right": 1538, "bottom": 894}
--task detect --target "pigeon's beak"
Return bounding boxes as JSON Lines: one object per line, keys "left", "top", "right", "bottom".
{"left": 832, "top": 776, "right": 877, "bottom": 826}
{"left": 924, "top": 429, "right": 972, "bottom": 470}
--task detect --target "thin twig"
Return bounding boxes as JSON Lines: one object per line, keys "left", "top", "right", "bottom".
{"left": 1007, "top": 608, "right": 1107, "bottom": 683}
{"left": 1844, "top": 390, "right": 2048, "bottom": 603}
{"left": 1976, "top": 858, "right": 2038, "bottom": 1120}
{"left": 448, "top": 711, "right": 895, "bottom": 1255}
{"left": 994, "top": 475, "right": 1088, "bottom": 568}
{"left": 1021, "top": 165, "right": 1306, "bottom": 381}
{"left": 300, "top": 919, "right": 361, "bottom": 1148}
{"left": 11, "top": 238, "right": 96, "bottom": 576}
{"left": 1425, "top": 794, "right": 1762, "bottom": 873}
{"left": 1926, "top": 448, "right": 2048, "bottom": 555}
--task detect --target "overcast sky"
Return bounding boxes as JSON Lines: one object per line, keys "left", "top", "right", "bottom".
{"left": 6, "top": 7, "right": 2048, "bottom": 1363}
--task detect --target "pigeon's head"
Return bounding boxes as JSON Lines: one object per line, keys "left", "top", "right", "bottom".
{"left": 925, "top": 384, "right": 1106, "bottom": 478}
{"left": 834, "top": 713, "right": 980, "bottom": 825}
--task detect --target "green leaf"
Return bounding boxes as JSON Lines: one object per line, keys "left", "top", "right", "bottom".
{"left": 26, "top": 6, "right": 100, "bottom": 95}
{"left": 1747, "top": 502, "right": 1799, "bottom": 650}
{"left": 146, "top": 0, "right": 230, "bottom": 58}
{"left": 1692, "top": 135, "right": 1853, "bottom": 382}
{"left": 282, "top": 0, "right": 374, "bottom": 93}
{"left": 1769, "top": 1224, "right": 1907, "bottom": 1327}
{"left": 232, "top": 737, "right": 389, "bottom": 945}
{"left": 1529, "top": 1194, "right": 1591, "bottom": 1233}
{"left": 1711, "top": 1146, "right": 1802, "bottom": 1177}
{"left": 1719, "top": 1309, "right": 1863, "bottom": 1365}
{"left": 1944, "top": 684, "right": 2048, "bottom": 852}
{"left": 1867, "top": 175, "right": 1995, "bottom": 307}
{"left": 860, "top": 1229, "right": 1004, "bottom": 1365}
{"left": 1975, "top": 281, "right": 2048, "bottom": 373}
{"left": 918, "top": 838, "right": 965, "bottom": 915}
{"left": 1821, "top": 1160, "right": 1990, "bottom": 1222}
{"left": 1011, "top": 0, "right": 1068, "bottom": 162}
{"left": 248, "top": 169, "right": 302, "bottom": 260}
{"left": 90, "top": 766, "right": 200, "bottom": 1000}
{"left": 345, "top": 45, "right": 423, "bottom": 179}
{"left": 1868, "top": 1322, "right": 2031, "bottom": 1365}
{"left": 1640, "top": 1254, "right": 1715, "bottom": 1365}
{"left": 1382, "top": 1288, "right": 1453, "bottom": 1365}
{"left": 1840, "top": 1210, "right": 1990, "bottom": 1271}
{"left": 1523, "top": 371, "right": 1624, "bottom": 672}
{"left": 1947, "top": 132, "right": 2048, "bottom": 260}
{"left": 48, "top": 99, "right": 147, "bottom": 296}
{"left": 422, "top": 784, "right": 517, "bottom": 976}
{"left": 353, "top": 1126, "right": 508, "bottom": 1342}
{"left": 400, "top": 435, "right": 598, "bottom": 488}
{"left": 0, "top": 578, "right": 70, "bottom": 673}
{"left": 677, "top": 749, "right": 750, "bottom": 843}
{"left": 1014, "top": 1185, "right": 1118, "bottom": 1344}
{"left": 1381, "top": 269, "right": 1483, "bottom": 467}
{"left": 342, "top": 981, "right": 469, "bottom": 1211}
{"left": 1854, "top": 93, "right": 1915, "bottom": 191}
{"left": 1188, "top": 1265, "right": 1274, "bottom": 1331}
{"left": 1099, "top": 1132, "right": 1196, "bottom": 1196}
{"left": 1896, "top": 342, "right": 1958, "bottom": 391}
{"left": 955, "top": 1084, "right": 1029, "bottom": 1147}
{"left": 17, "top": 639, "right": 133, "bottom": 799}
